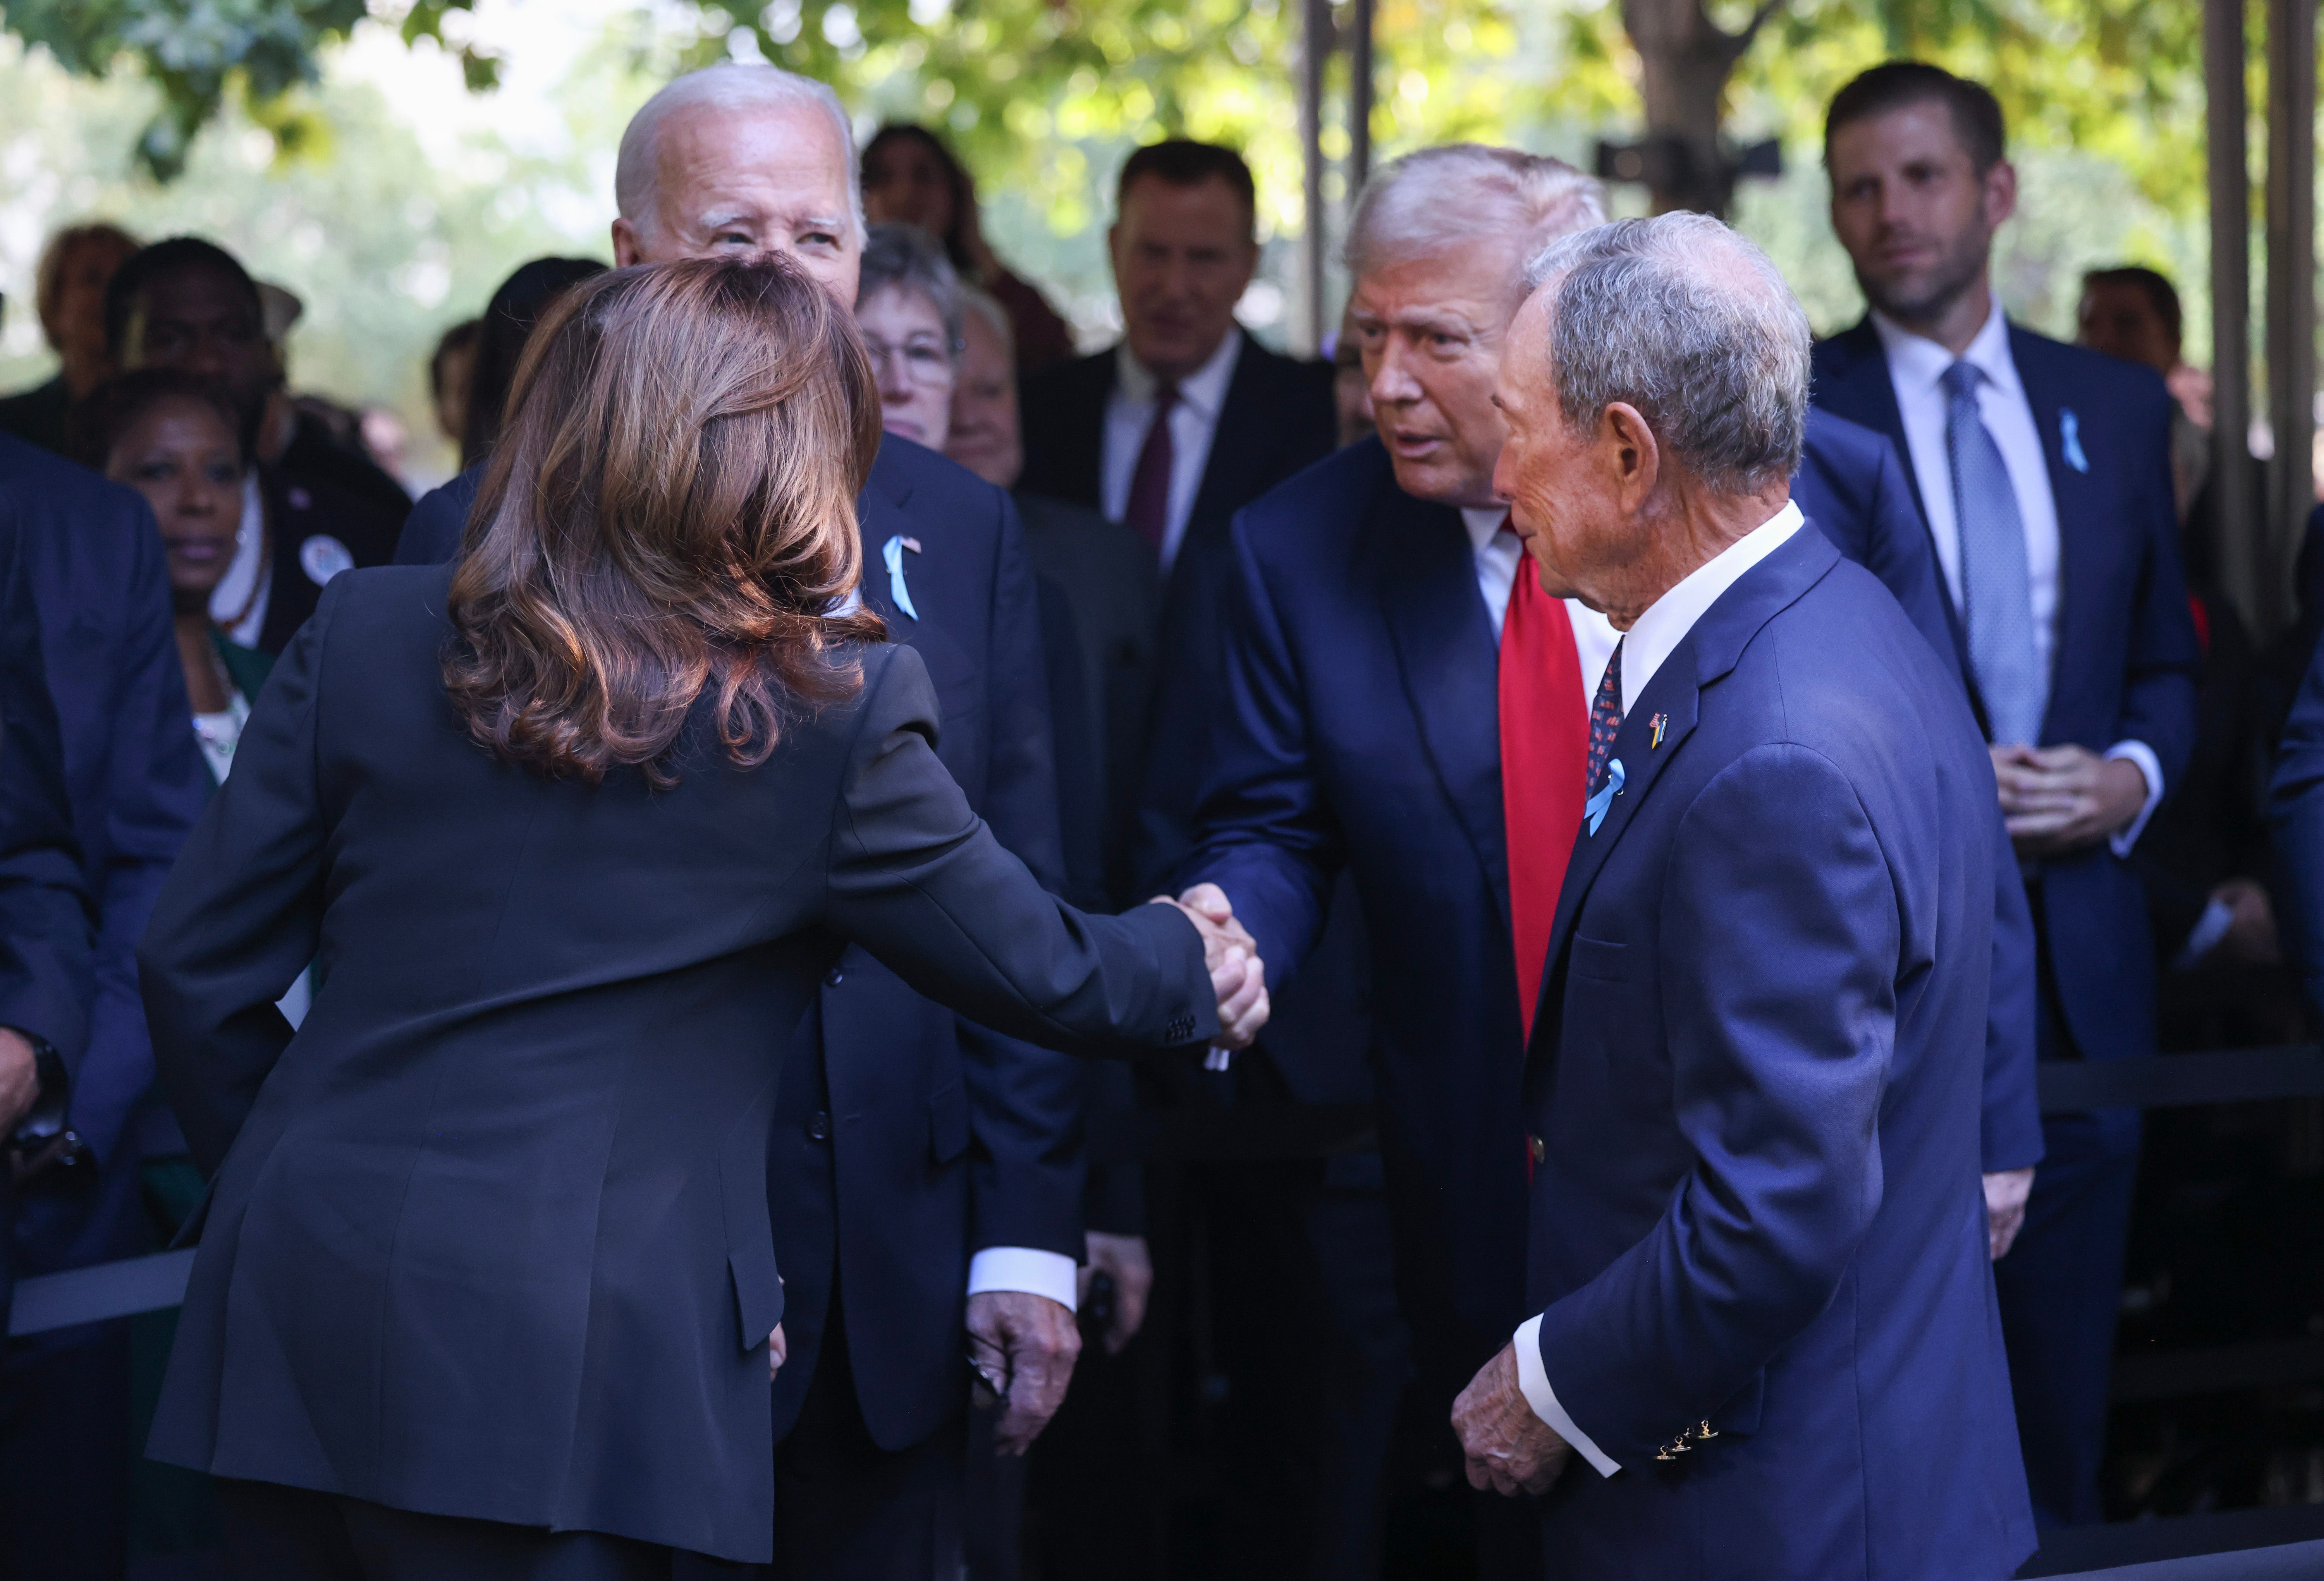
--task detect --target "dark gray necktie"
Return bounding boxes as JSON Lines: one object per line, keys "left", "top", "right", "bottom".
{"left": 1942, "top": 360, "right": 2045, "bottom": 745}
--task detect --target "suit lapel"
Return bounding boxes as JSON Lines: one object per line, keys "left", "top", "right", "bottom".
{"left": 2007, "top": 325, "right": 2092, "bottom": 742}
{"left": 854, "top": 444, "right": 914, "bottom": 625}
{"left": 1529, "top": 529, "right": 1844, "bottom": 1047}
{"left": 1181, "top": 332, "right": 1269, "bottom": 561}
{"left": 1374, "top": 485, "right": 1511, "bottom": 925}
{"left": 1818, "top": 320, "right": 1926, "bottom": 527}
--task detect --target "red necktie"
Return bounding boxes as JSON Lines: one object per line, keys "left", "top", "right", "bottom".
{"left": 1497, "top": 533, "right": 1587, "bottom": 1043}
{"left": 1122, "top": 381, "right": 1179, "bottom": 553}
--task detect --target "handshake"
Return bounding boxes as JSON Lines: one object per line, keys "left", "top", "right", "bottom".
{"left": 1154, "top": 882, "right": 1271, "bottom": 1051}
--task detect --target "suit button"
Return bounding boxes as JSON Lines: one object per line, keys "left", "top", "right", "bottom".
{"left": 825, "top": 967, "right": 845, "bottom": 987}
{"left": 808, "top": 1111, "right": 832, "bottom": 1141}
{"left": 1527, "top": 1135, "right": 1547, "bottom": 1165}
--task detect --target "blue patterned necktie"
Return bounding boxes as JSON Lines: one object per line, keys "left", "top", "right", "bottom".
{"left": 1585, "top": 640, "right": 1624, "bottom": 795}
{"left": 1942, "top": 360, "right": 2045, "bottom": 745}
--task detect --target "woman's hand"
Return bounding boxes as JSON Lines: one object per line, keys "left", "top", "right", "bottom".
{"left": 768, "top": 1324, "right": 787, "bottom": 1382}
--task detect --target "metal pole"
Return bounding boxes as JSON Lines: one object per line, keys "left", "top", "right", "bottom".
{"left": 2210, "top": 0, "right": 2257, "bottom": 629}
{"left": 1349, "top": 0, "right": 1375, "bottom": 194}
{"left": 2266, "top": 0, "right": 2316, "bottom": 632}
{"left": 1299, "top": 0, "right": 1329, "bottom": 355}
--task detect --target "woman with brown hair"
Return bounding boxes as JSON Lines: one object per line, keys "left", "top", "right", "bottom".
{"left": 136, "top": 255, "right": 1263, "bottom": 1579}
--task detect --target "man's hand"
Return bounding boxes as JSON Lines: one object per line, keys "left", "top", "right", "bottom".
{"left": 0, "top": 1028, "right": 38, "bottom": 1133}
{"left": 1983, "top": 1167, "right": 2035, "bottom": 1260}
{"left": 2211, "top": 877, "right": 2281, "bottom": 965}
{"left": 1079, "top": 1231, "right": 1153, "bottom": 1355}
{"left": 1451, "top": 1340, "right": 1571, "bottom": 1499}
{"left": 967, "top": 1290, "right": 1082, "bottom": 1455}
{"left": 1991, "top": 744, "right": 2149, "bottom": 857}
{"left": 767, "top": 1323, "right": 787, "bottom": 1382}
{"left": 1155, "top": 882, "right": 1270, "bottom": 1049}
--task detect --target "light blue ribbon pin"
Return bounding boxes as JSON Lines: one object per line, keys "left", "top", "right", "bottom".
{"left": 882, "top": 534, "right": 920, "bottom": 620}
{"left": 2059, "top": 409, "right": 2089, "bottom": 474}
{"left": 1584, "top": 758, "right": 1625, "bottom": 836}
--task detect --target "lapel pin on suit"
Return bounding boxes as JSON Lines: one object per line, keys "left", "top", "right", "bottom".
{"left": 2059, "top": 410, "right": 2090, "bottom": 474}
{"left": 1650, "top": 712, "right": 1667, "bottom": 749}
{"left": 1585, "top": 758, "right": 1625, "bottom": 836}
{"left": 882, "top": 534, "right": 922, "bottom": 620}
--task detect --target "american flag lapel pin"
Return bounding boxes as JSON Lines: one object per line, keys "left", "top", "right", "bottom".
{"left": 1650, "top": 712, "right": 1667, "bottom": 749}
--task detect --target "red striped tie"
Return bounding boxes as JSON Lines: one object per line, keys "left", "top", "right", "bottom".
{"left": 1497, "top": 532, "right": 1587, "bottom": 1042}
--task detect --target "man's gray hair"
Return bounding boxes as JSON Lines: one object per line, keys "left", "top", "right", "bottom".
{"left": 958, "top": 285, "right": 1015, "bottom": 364}
{"left": 1345, "top": 144, "right": 1605, "bottom": 282}
{"left": 1523, "top": 212, "right": 1810, "bottom": 494}
{"left": 859, "top": 223, "right": 963, "bottom": 357}
{"left": 615, "top": 64, "right": 865, "bottom": 244}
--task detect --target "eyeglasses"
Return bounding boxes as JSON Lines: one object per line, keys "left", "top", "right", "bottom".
{"left": 862, "top": 335, "right": 959, "bottom": 386}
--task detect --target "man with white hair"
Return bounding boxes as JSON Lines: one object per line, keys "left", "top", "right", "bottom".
{"left": 1445, "top": 209, "right": 2032, "bottom": 1581}
{"left": 394, "top": 64, "right": 1090, "bottom": 1576}
{"left": 1152, "top": 143, "right": 2038, "bottom": 1577}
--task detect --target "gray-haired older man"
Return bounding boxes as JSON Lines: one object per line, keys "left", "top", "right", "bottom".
{"left": 391, "top": 63, "right": 1143, "bottom": 1578}
{"left": 1449, "top": 212, "right": 2032, "bottom": 1581}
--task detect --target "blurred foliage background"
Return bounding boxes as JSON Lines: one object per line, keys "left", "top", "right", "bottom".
{"left": 0, "top": 0, "right": 2251, "bottom": 484}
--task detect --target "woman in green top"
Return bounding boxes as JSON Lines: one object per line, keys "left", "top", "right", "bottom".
{"left": 77, "top": 368, "right": 273, "bottom": 788}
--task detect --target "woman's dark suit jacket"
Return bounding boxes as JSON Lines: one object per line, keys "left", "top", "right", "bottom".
{"left": 137, "top": 565, "right": 1215, "bottom": 1563}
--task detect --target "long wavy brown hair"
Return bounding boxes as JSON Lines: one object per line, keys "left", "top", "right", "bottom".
{"left": 443, "top": 255, "right": 886, "bottom": 784}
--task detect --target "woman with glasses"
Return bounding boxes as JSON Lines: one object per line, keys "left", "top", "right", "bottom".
{"left": 855, "top": 224, "right": 966, "bottom": 450}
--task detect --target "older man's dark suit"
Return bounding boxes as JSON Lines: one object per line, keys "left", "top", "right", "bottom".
{"left": 0, "top": 491, "right": 101, "bottom": 1578}
{"left": 1519, "top": 526, "right": 2031, "bottom": 1580}
{"left": 1812, "top": 319, "right": 2200, "bottom": 1524}
{"left": 1164, "top": 411, "right": 2035, "bottom": 1576}
{"left": 394, "top": 436, "right": 1079, "bottom": 1557}
{"left": 0, "top": 435, "right": 202, "bottom": 1581}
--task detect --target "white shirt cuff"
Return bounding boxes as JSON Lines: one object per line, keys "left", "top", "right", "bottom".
{"left": 1513, "top": 1315, "right": 1620, "bottom": 1477}
{"left": 966, "top": 1246, "right": 1079, "bottom": 1312}
{"left": 2173, "top": 896, "right": 2236, "bottom": 970}
{"left": 2104, "top": 740, "right": 2165, "bottom": 857}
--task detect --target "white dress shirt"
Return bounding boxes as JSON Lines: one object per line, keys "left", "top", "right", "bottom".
{"left": 209, "top": 473, "right": 272, "bottom": 646}
{"left": 1871, "top": 305, "right": 2162, "bottom": 855}
{"left": 1459, "top": 507, "right": 1619, "bottom": 705}
{"left": 1504, "top": 500, "right": 1804, "bottom": 1480}
{"left": 1101, "top": 331, "right": 1244, "bottom": 572}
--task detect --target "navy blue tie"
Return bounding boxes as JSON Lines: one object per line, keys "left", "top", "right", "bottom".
{"left": 1942, "top": 360, "right": 2044, "bottom": 745}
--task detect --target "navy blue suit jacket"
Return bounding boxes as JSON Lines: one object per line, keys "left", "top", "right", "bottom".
{"left": 1811, "top": 319, "right": 2200, "bottom": 1061}
{"left": 0, "top": 434, "right": 203, "bottom": 1184}
{"left": 1798, "top": 412, "right": 2041, "bottom": 1169}
{"left": 1165, "top": 413, "right": 2029, "bottom": 1403}
{"left": 2270, "top": 642, "right": 2324, "bottom": 1014}
{"left": 1522, "top": 527, "right": 2030, "bottom": 1579}
{"left": 0, "top": 498, "right": 96, "bottom": 1325}
{"left": 394, "top": 436, "right": 1079, "bottom": 1451}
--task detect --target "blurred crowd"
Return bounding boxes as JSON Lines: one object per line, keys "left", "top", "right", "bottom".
{"left": 1, "top": 49, "right": 2322, "bottom": 1581}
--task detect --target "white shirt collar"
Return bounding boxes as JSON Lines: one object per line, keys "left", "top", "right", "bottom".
{"left": 1115, "top": 327, "right": 1244, "bottom": 421}
{"left": 1613, "top": 500, "right": 1804, "bottom": 717}
{"left": 1869, "top": 297, "right": 2021, "bottom": 403}
{"left": 1460, "top": 505, "right": 1510, "bottom": 553}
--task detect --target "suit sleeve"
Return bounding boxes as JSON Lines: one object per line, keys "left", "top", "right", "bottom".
{"left": 139, "top": 579, "right": 342, "bottom": 1176}
{"left": 1169, "top": 510, "right": 1343, "bottom": 990}
{"left": 76, "top": 499, "right": 205, "bottom": 1165}
{"left": 0, "top": 524, "right": 93, "bottom": 1068}
{"left": 1535, "top": 745, "right": 1899, "bottom": 1464}
{"left": 2271, "top": 642, "right": 2324, "bottom": 1018}
{"left": 1828, "top": 433, "right": 2037, "bottom": 1172}
{"left": 826, "top": 645, "right": 1217, "bottom": 1057}
{"left": 2111, "top": 385, "right": 2201, "bottom": 790}
{"left": 953, "top": 486, "right": 1088, "bottom": 1264}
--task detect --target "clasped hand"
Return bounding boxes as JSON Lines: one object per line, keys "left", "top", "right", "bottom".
{"left": 1153, "top": 882, "right": 1270, "bottom": 1050}
{"left": 1991, "top": 744, "right": 2146, "bottom": 857}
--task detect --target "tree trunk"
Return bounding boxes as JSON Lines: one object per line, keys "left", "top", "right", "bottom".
{"left": 1620, "top": 0, "right": 1784, "bottom": 216}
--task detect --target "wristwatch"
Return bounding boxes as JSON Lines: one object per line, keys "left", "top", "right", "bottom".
{"left": 7, "top": 1031, "right": 89, "bottom": 1184}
